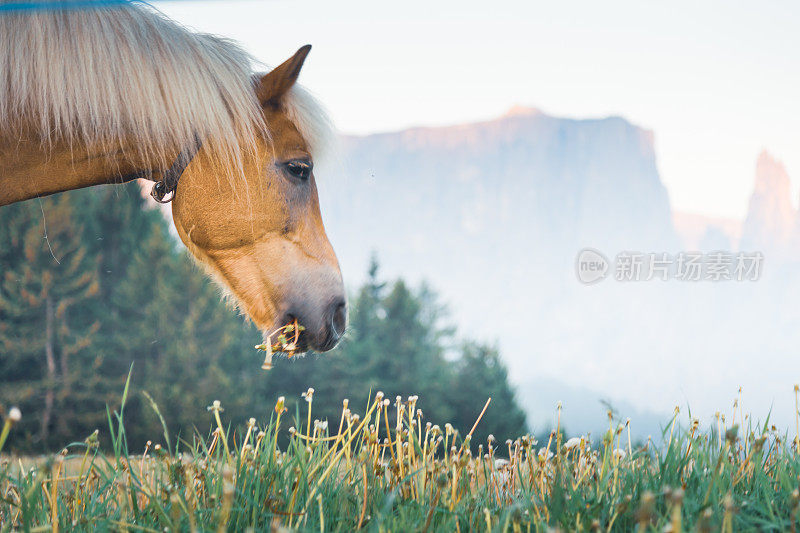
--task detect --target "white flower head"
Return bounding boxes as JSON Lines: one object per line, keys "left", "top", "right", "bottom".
{"left": 494, "top": 458, "right": 509, "bottom": 469}
{"left": 8, "top": 407, "right": 21, "bottom": 423}
{"left": 564, "top": 437, "right": 582, "bottom": 450}
{"left": 614, "top": 449, "right": 627, "bottom": 459}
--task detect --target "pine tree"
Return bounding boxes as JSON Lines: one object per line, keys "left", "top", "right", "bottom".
{"left": 374, "top": 279, "right": 455, "bottom": 422}
{"left": 450, "top": 342, "right": 527, "bottom": 445}
{"left": 74, "top": 184, "right": 179, "bottom": 447}
{"left": 0, "top": 196, "right": 99, "bottom": 447}
{"left": 121, "top": 244, "right": 262, "bottom": 447}
{"left": 76, "top": 183, "right": 261, "bottom": 448}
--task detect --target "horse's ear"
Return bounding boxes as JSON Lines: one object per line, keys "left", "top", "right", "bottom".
{"left": 256, "top": 45, "right": 312, "bottom": 106}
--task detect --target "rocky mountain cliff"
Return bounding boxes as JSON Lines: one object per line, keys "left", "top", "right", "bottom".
{"left": 740, "top": 151, "right": 795, "bottom": 256}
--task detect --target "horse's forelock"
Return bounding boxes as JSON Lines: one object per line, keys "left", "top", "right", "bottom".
{"left": 284, "top": 85, "right": 338, "bottom": 166}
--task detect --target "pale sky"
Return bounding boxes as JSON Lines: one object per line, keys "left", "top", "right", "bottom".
{"left": 159, "top": 0, "right": 799, "bottom": 220}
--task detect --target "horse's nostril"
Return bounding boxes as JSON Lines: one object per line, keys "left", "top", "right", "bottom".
{"left": 330, "top": 300, "right": 347, "bottom": 341}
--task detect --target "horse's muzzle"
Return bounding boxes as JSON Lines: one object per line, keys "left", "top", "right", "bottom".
{"left": 317, "top": 298, "right": 347, "bottom": 351}
{"left": 283, "top": 294, "right": 346, "bottom": 353}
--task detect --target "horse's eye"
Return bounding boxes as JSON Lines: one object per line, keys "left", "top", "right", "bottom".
{"left": 282, "top": 159, "right": 312, "bottom": 181}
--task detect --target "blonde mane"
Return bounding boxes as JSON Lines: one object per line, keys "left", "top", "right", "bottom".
{"left": 0, "top": 0, "right": 333, "bottom": 173}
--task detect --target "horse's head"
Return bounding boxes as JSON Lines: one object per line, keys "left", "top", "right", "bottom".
{"left": 171, "top": 46, "right": 345, "bottom": 352}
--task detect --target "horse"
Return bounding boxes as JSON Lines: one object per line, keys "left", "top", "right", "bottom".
{"left": 0, "top": 0, "right": 346, "bottom": 352}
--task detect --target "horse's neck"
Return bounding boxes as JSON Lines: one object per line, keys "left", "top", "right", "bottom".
{"left": 0, "top": 135, "right": 147, "bottom": 206}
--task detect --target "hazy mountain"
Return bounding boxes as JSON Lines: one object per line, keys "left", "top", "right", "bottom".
{"left": 673, "top": 152, "right": 795, "bottom": 257}
{"left": 673, "top": 211, "right": 741, "bottom": 250}
{"left": 740, "top": 151, "right": 794, "bottom": 256}
{"left": 518, "top": 376, "right": 667, "bottom": 443}
{"left": 324, "top": 106, "right": 676, "bottom": 265}
{"left": 322, "top": 106, "right": 678, "bottom": 321}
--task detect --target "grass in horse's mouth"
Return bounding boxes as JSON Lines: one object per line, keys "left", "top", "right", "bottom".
{"left": 255, "top": 318, "right": 305, "bottom": 370}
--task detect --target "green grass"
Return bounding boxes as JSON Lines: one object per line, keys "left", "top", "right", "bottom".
{"left": 2, "top": 380, "right": 800, "bottom": 531}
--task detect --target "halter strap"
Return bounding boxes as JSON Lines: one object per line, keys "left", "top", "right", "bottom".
{"left": 150, "top": 137, "right": 203, "bottom": 204}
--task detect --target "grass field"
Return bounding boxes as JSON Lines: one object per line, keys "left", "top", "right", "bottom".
{"left": 2, "top": 378, "right": 800, "bottom": 531}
